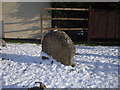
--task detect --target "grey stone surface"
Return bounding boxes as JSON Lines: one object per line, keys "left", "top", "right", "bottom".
{"left": 42, "top": 31, "right": 75, "bottom": 66}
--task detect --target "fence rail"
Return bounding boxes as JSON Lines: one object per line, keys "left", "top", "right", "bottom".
{"left": 43, "top": 18, "right": 88, "bottom": 21}
{"left": 43, "top": 8, "right": 89, "bottom": 11}
{"left": 44, "top": 28, "right": 88, "bottom": 30}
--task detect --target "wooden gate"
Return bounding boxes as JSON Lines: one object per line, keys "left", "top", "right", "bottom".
{"left": 88, "top": 9, "right": 120, "bottom": 41}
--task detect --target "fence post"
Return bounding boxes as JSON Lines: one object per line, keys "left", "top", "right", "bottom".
{"left": 88, "top": 5, "right": 92, "bottom": 42}
{"left": 40, "top": 9, "right": 43, "bottom": 44}
{"left": 2, "top": 21, "right": 5, "bottom": 39}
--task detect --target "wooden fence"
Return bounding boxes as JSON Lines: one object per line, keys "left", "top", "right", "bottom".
{"left": 40, "top": 8, "right": 120, "bottom": 42}
{"left": 88, "top": 9, "right": 120, "bottom": 41}
{"left": 40, "top": 8, "right": 89, "bottom": 43}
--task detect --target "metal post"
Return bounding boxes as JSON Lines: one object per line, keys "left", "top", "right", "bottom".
{"left": 40, "top": 9, "right": 43, "bottom": 44}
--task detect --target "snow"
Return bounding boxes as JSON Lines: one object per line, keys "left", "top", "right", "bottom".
{"left": 53, "top": 30, "right": 58, "bottom": 32}
{"left": 1, "top": 43, "right": 119, "bottom": 88}
{"left": 0, "top": 48, "right": 2, "bottom": 90}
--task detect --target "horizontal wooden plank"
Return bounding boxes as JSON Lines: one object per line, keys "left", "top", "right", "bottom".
{"left": 43, "top": 8, "right": 89, "bottom": 11}
{"left": 43, "top": 28, "right": 88, "bottom": 30}
{"left": 42, "top": 18, "right": 88, "bottom": 21}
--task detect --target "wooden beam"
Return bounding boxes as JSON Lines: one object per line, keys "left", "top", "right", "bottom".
{"left": 43, "top": 28, "right": 88, "bottom": 30}
{"left": 88, "top": 5, "right": 92, "bottom": 42}
{"left": 43, "top": 8, "right": 89, "bottom": 11}
{"left": 42, "top": 18, "right": 88, "bottom": 21}
{"left": 40, "top": 10, "right": 43, "bottom": 43}
{"left": 2, "top": 21, "right": 5, "bottom": 38}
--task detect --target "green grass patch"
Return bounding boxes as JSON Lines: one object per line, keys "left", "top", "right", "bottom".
{"left": 5, "top": 39, "right": 41, "bottom": 44}
{"left": 4, "top": 39, "right": 120, "bottom": 46}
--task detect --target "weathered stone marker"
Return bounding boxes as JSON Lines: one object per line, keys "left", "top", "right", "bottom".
{"left": 42, "top": 31, "right": 75, "bottom": 66}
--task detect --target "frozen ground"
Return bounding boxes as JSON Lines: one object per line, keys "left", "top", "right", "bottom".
{"left": 1, "top": 43, "right": 119, "bottom": 88}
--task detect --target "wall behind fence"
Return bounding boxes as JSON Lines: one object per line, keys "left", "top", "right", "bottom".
{"left": 2, "top": 2, "right": 51, "bottom": 39}
{"left": 88, "top": 9, "right": 120, "bottom": 41}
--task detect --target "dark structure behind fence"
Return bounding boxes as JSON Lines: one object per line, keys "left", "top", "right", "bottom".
{"left": 88, "top": 9, "right": 120, "bottom": 41}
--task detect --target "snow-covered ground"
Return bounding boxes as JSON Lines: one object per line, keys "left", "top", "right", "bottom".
{"left": 1, "top": 43, "right": 119, "bottom": 88}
